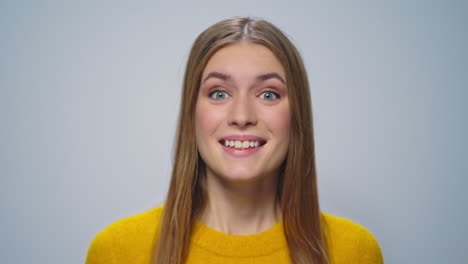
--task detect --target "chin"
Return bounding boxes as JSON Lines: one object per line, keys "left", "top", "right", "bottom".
{"left": 218, "top": 168, "right": 267, "bottom": 183}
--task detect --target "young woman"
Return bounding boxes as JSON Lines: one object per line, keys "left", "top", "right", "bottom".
{"left": 86, "top": 17, "right": 383, "bottom": 264}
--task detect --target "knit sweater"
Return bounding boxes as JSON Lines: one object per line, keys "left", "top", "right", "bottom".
{"left": 86, "top": 205, "right": 383, "bottom": 264}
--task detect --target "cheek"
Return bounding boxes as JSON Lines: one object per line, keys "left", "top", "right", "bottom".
{"left": 262, "top": 104, "right": 291, "bottom": 138}
{"left": 195, "top": 102, "right": 225, "bottom": 139}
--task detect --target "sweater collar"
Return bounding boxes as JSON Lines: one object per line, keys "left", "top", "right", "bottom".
{"left": 190, "top": 219, "right": 288, "bottom": 257}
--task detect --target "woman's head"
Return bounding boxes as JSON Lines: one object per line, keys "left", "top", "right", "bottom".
{"left": 178, "top": 16, "right": 314, "bottom": 195}
{"left": 195, "top": 42, "right": 291, "bottom": 185}
{"left": 154, "top": 17, "right": 327, "bottom": 264}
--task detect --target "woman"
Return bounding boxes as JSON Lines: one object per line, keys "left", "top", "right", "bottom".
{"left": 86, "top": 17, "right": 383, "bottom": 264}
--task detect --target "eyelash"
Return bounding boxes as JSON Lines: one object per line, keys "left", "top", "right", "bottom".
{"left": 209, "top": 90, "right": 230, "bottom": 100}
{"left": 259, "top": 91, "right": 280, "bottom": 100}
{"left": 208, "top": 89, "right": 281, "bottom": 101}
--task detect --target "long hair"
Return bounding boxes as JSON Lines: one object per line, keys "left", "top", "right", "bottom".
{"left": 152, "top": 16, "right": 328, "bottom": 264}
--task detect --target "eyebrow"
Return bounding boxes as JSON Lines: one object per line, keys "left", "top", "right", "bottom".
{"left": 202, "top": 71, "right": 286, "bottom": 85}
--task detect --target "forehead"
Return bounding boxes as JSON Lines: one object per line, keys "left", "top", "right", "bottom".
{"left": 201, "top": 43, "right": 285, "bottom": 80}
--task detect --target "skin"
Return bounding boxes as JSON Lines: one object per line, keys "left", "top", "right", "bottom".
{"left": 195, "top": 43, "right": 291, "bottom": 235}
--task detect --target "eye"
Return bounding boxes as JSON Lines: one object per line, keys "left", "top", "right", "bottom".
{"left": 209, "top": 90, "right": 230, "bottom": 100}
{"left": 259, "top": 91, "right": 280, "bottom": 101}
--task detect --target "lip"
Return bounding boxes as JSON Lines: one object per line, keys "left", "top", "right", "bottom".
{"left": 221, "top": 144, "right": 265, "bottom": 157}
{"left": 219, "top": 134, "right": 267, "bottom": 158}
{"left": 219, "top": 134, "right": 266, "bottom": 142}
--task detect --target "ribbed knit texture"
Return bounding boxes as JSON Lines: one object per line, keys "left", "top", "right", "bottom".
{"left": 86, "top": 206, "right": 383, "bottom": 264}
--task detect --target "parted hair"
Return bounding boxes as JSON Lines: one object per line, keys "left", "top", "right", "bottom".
{"left": 152, "top": 16, "right": 329, "bottom": 264}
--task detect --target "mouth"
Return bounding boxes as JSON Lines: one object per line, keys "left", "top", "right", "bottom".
{"left": 218, "top": 138, "right": 267, "bottom": 150}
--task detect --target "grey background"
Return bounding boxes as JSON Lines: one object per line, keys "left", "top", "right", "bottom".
{"left": 1, "top": 0, "right": 467, "bottom": 263}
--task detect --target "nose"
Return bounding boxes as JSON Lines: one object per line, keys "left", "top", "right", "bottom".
{"left": 227, "top": 95, "right": 257, "bottom": 128}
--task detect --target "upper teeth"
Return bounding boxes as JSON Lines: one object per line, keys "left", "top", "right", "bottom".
{"left": 224, "top": 140, "right": 260, "bottom": 149}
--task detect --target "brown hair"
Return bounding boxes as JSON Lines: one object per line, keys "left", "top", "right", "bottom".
{"left": 152, "top": 16, "right": 328, "bottom": 264}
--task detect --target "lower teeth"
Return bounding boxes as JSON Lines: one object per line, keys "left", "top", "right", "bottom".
{"left": 225, "top": 144, "right": 262, "bottom": 150}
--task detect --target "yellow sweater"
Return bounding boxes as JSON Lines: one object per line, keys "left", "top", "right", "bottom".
{"left": 86, "top": 205, "right": 383, "bottom": 264}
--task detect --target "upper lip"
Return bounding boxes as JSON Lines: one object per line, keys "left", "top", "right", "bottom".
{"left": 219, "top": 134, "right": 267, "bottom": 143}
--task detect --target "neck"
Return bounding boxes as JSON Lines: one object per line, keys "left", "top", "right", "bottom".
{"left": 197, "top": 169, "right": 282, "bottom": 235}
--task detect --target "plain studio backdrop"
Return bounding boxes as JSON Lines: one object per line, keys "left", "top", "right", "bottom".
{"left": 1, "top": 0, "right": 467, "bottom": 263}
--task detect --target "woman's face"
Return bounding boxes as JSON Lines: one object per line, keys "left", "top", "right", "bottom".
{"left": 195, "top": 43, "right": 290, "bottom": 183}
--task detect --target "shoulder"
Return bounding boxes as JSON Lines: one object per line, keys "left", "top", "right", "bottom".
{"left": 322, "top": 212, "right": 384, "bottom": 264}
{"left": 85, "top": 205, "right": 164, "bottom": 264}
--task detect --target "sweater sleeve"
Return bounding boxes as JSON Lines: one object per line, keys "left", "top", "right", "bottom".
{"left": 84, "top": 206, "right": 163, "bottom": 264}
{"left": 85, "top": 225, "right": 119, "bottom": 264}
{"left": 357, "top": 227, "right": 384, "bottom": 264}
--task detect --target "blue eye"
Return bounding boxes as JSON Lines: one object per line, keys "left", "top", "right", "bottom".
{"left": 209, "top": 90, "right": 230, "bottom": 100}
{"left": 259, "top": 91, "right": 280, "bottom": 101}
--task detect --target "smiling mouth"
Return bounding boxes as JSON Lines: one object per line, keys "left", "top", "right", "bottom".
{"left": 219, "top": 139, "right": 267, "bottom": 149}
